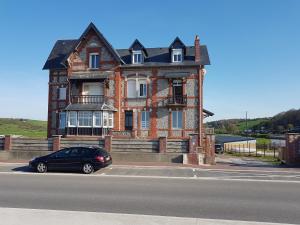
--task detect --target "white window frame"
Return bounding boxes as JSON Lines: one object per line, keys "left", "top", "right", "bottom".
{"left": 93, "top": 111, "right": 102, "bottom": 127}
{"left": 172, "top": 111, "right": 183, "bottom": 129}
{"left": 127, "top": 78, "right": 147, "bottom": 98}
{"left": 68, "top": 111, "right": 77, "bottom": 127}
{"left": 89, "top": 53, "right": 100, "bottom": 69}
{"left": 172, "top": 49, "right": 183, "bottom": 62}
{"left": 58, "top": 87, "right": 67, "bottom": 100}
{"left": 138, "top": 80, "right": 147, "bottom": 97}
{"left": 78, "top": 111, "right": 93, "bottom": 127}
{"left": 108, "top": 112, "right": 114, "bottom": 128}
{"left": 103, "top": 111, "right": 109, "bottom": 128}
{"left": 141, "top": 111, "right": 150, "bottom": 129}
{"left": 59, "top": 112, "right": 66, "bottom": 129}
{"left": 132, "top": 50, "right": 143, "bottom": 64}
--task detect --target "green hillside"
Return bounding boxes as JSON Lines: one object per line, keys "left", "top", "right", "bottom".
{"left": 0, "top": 118, "right": 47, "bottom": 138}
{"left": 206, "top": 108, "right": 300, "bottom": 135}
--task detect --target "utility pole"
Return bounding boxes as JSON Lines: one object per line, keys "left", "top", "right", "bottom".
{"left": 246, "top": 111, "right": 249, "bottom": 149}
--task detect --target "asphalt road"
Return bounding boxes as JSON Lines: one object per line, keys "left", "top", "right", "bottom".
{"left": 0, "top": 171, "right": 300, "bottom": 224}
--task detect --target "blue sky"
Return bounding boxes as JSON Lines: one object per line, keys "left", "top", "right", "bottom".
{"left": 0, "top": 0, "right": 299, "bottom": 121}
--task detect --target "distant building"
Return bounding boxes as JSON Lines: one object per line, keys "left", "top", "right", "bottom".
{"left": 216, "top": 135, "right": 256, "bottom": 152}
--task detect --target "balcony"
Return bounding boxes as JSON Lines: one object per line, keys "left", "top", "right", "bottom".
{"left": 71, "top": 95, "right": 106, "bottom": 104}
{"left": 166, "top": 95, "right": 187, "bottom": 107}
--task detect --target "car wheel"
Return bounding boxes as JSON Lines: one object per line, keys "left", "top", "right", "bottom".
{"left": 82, "top": 163, "right": 94, "bottom": 174}
{"left": 36, "top": 162, "right": 47, "bottom": 173}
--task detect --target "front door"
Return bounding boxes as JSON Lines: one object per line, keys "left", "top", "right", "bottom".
{"left": 125, "top": 111, "right": 133, "bottom": 130}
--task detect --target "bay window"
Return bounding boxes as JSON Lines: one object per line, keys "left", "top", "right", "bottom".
{"left": 78, "top": 111, "right": 93, "bottom": 127}
{"left": 68, "top": 111, "right": 77, "bottom": 127}
{"left": 94, "top": 111, "right": 102, "bottom": 127}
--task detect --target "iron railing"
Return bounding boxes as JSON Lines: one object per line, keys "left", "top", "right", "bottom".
{"left": 167, "top": 95, "right": 187, "bottom": 106}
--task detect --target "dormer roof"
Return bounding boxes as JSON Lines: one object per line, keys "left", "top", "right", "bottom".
{"left": 169, "top": 37, "right": 186, "bottom": 49}
{"left": 129, "top": 39, "right": 148, "bottom": 56}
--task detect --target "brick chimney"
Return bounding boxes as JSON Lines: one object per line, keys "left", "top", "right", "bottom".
{"left": 194, "top": 35, "right": 201, "bottom": 62}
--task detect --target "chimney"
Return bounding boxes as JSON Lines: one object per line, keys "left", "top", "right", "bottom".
{"left": 194, "top": 35, "right": 201, "bottom": 62}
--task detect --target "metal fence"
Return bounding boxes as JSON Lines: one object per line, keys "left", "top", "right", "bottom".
{"left": 224, "top": 143, "right": 284, "bottom": 159}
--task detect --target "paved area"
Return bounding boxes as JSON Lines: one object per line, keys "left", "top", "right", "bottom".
{"left": 0, "top": 207, "right": 295, "bottom": 225}
{"left": 1, "top": 163, "right": 300, "bottom": 182}
{"left": 0, "top": 170, "right": 300, "bottom": 224}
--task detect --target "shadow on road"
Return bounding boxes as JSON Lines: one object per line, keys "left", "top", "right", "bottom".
{"left": 12, "top": 166, "right": 34, "bottom": 173}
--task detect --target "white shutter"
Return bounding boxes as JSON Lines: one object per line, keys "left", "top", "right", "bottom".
{"left": 58, "top": 88, "right": 66, "bottom": 100}
{"left": 127, "top": 80, "right": 136, "bottom": 98}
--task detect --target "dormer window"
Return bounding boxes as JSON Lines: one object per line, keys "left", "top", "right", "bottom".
{"left": 89, "top": 53, "right": 100, "bottom": 69}
{"left": 172, "top": 49, "right": 183, "bottom": 62}
{"left": 132, "top": 50, "right": 143, "bottom": 64}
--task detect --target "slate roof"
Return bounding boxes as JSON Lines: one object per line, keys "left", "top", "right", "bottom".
{"left": 65, "top": 103, "right": 117, "bottom": 111}
{"left": 215, "top": 135, "right": 256, "bottom": 144}
{"left": 43, "top": 39, "right": 78, "bottom": 69}
{"left": 117, "top": 45, "right": 210, "bottom": 68}
{"left": 43, "top": 23, "right": 210, "bottom": 70}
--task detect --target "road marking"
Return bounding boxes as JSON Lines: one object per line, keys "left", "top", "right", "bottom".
{"left": 0, "top": 207, "right": 295, "bottom": 225}
{"left": 1, "top": 171, "right": 300, "bottom": 183}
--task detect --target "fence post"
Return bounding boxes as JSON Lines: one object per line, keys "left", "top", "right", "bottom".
{"left": 4, "top": 135, "right": 12, "bottom": 151}
{"left": 263, "top": 144, "right": 266, "bottom": 157}
{"left": 159, "top": 136, "right": 167, "bottom": 153}
{"left": 248, "top": 143, "right": 251, "bottom": 156}
{"left": 274, "top": 146, "right": 276, "bottom": 158}
{"left": 52, "top": 135, "right": 61, "bottom": 151}
{"left": 104, "top": 135, "right": 112, "bottom": 152}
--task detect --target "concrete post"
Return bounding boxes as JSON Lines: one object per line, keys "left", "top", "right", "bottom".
{"left": 4, "top": 135, "right": 12, "bottom": 151}
{"left": 159, "top": 136, "right": 167, "bottom": 153}
{"left": 104, "top": 135, "right": 112, "bottom": 152}
{"left": 52, "top": 135, "right": 61, "bottom": 151}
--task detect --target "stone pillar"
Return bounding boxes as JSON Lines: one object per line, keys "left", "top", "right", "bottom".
{"left": 52, "top": 135, "right": 61, "bottom": 151}
{"left": 205, "top": 134, "right": 216, "bottom": 165}
{"left": 285, "top": 133, "right": 300, "bottom": 165}
{"left": 4, "top": 135, "right": 12, "bottom": 151}
{"left": 188, "top": 134, "right": 198, "bottom": 154}
{"left": 159, "top": 136, "right": 167, "bottom": 153}
{"left": 104, "top": 135, "right": 112, "bottom": 152}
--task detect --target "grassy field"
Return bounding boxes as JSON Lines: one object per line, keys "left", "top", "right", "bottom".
{"left": 236, "top": 118, "right": 269, "bottom": 132}
{"left": 0, "top": 118, "right": 47, "bottom": 138}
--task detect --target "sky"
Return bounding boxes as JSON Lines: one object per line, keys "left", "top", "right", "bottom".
{"left": 0, "top": 0, "right": 299, "bottom": 121}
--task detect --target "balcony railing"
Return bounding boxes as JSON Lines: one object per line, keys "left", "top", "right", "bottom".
{"left": 71, "top": 95, "right": 106, "bottom": 104}
{"left": 167, "top": 95, "right": 187, "bottom": 106}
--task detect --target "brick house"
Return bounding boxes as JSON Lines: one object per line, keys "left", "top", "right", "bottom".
{"left": 43, "top": 23, "right": 212, "bottom": 148}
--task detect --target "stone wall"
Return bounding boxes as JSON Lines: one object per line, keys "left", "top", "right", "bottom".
{"left": 282, "top": 133, "right": 300, "bottom": 165}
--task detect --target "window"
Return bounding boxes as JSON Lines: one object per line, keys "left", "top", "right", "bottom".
{"left": 78, "top": 111, "right": 93, "bottom": 127}
{"left": 132, "top": 51, "right": 143, "bottom": 64}
{"left": 94, "top": 111, "right": 102, "bottom": 127}
{"left": 89, "top": 53, "right": 100, "bottom": 69}
{"left": 172, "top": 111, "right": 183, "bottom": 129}
{"left": 139, "top": 82, "right": 147, "bottom": 97}
{"left": 58, "top": 87, "right": 66, "bottom": 100}
{"left": 127, "top": 78, "right": 147, "bottom": 98}
{"left": 68, "top": 111, "right": 77, "bottom": 127}
{"left": 172, "top": 49, "right": 183, "bottom": 62}
{"left": 141, "top": 111, "right": 150, "bottom": 129}
{"left": 127, "top": 80, "right": 136, "bottom": 98}
{"left": 103, "top": 111, "right": 109, "bottom": 128}
{"left": 108, "top": 112, "right": 113, "bottom": 128}
{"left": 59, "top": 112, "right": 66, "bottom": 129}
{"left": 125, "top": 111, "right": 133, "bottom": 130}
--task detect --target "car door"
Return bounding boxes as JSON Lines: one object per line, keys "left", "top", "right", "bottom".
{"left": 68, "top": 147, "right": 85, "bottom": 170}
{"left": 47, "top": 148, "right": 71, "bottom": 171}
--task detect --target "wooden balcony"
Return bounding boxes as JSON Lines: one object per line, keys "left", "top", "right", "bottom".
{"left": 71, "top": 95, "right": 106, "bottom": 104}
{"left": 166, "top": 95, "right": 187, "bottom": 107}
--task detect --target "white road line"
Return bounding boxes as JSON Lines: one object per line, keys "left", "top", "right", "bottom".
{"left": 1, "top": 171, "right": 300, "bottom": 183}
{"left": 0, "top": 207, "right": 295, "bottom": 225}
